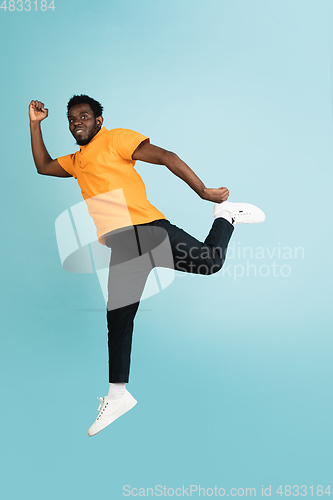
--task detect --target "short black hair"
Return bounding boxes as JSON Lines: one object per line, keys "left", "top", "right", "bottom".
{"left": 67, "top": 94, "right": 103, "bottom": 118}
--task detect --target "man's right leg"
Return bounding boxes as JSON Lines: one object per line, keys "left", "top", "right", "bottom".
{"left": 88, "top": 226, "right": 152, "bottom": 437}
{"left": 106, "top": 226, "right": 157, "bottom": 383}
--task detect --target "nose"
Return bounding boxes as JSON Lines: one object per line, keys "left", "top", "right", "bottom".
{"left": 73, "top": 118, "right": 82, "bottom": 127}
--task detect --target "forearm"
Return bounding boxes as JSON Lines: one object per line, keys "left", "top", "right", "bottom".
{"left": 132, "top": 141, "right": 229, "bottom": 203}
{"left": 30, "top": 121, "right": 53, "bottom": 173}
{"left": 163, "top": 152, "right": 207, "bottom": 198}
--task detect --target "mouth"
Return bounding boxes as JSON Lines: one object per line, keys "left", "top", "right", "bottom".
{"left": 74, "top": 127, "right": 85, "bottom": 134}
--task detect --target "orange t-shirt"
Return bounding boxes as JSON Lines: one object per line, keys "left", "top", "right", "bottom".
{"left": 57, "top": 127, "right": 166, "bottom": 245}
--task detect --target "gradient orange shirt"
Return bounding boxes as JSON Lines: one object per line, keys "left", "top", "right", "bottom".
{"left": 57, "top": 127, "right": 166, "bottom": 245}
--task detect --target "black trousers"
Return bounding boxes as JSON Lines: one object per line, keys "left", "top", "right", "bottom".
{"left": 104, "top": 217, "right": 234, "bottom": 382}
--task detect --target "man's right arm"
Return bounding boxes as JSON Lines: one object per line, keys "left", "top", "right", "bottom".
{"left": 29, "top": 100, "right": 72, "bottom": 177}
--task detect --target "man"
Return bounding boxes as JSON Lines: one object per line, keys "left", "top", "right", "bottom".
{"left": 29, "top": 95, "right": 265, "bottom": 437}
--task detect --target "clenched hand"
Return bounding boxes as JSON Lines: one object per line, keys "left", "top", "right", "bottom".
{"left": 202, "top": 187, "right": 229, "bottom": 203}
{"left": 29, "top": 100, "right": 48, "bottom": 122}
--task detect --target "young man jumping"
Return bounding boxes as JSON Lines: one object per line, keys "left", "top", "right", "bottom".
{"left": 29, "top": 95, "right": 265, "bottom": 437}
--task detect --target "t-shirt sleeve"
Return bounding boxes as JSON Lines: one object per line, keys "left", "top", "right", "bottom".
{"left": 113, "top": 128, "right": 150, "bottom": 161}
{"left": 57, "top": 154, "right": 77, "bottom": 179}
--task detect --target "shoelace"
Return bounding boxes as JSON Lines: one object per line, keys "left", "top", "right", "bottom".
{"left": 96, "top": 396, "right": 109, "bottom": 420}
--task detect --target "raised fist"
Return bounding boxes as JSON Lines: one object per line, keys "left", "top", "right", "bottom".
{"left": 29, "top": 100, "right": 49, "bottom": 122}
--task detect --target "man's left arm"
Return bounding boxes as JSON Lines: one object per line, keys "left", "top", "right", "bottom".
{"left": 132, "top": 141, "right": 229, "bottom": 204}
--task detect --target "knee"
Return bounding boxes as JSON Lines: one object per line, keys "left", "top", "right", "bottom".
{"left": 209, "top": 263, "right": 222, "bottom": 275}
{"left": 198, "top": 262, "right": 222, "bottom": 275}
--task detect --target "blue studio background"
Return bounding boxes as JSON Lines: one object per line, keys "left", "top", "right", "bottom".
{"left": 1, "top": 0, "right": 332, "bottom": 499}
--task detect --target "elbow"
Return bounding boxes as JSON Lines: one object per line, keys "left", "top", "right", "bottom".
{"left": 36, "top": 167, "right": 47, "bottom": 175}
{"left": 36, "top": 160, "right": 53, "bottom": 175}
{"left": 162, "top": 150, "right": 178, "bottom": 166}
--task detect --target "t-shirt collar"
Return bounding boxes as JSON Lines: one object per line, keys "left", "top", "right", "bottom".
{"left": 79, "top": 126, "right": 107, "bottom": 150}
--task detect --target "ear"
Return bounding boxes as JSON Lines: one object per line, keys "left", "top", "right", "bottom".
{"left": 96, "top": 116, "right": 104, "bottom": 128}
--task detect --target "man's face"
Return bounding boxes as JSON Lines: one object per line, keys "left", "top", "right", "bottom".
{"left": 68, "top": 103, "right": 103, "bottom": 146}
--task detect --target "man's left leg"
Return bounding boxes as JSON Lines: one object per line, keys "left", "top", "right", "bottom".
{"left": 146, "top": 216, "right": 234, "bottom": 275}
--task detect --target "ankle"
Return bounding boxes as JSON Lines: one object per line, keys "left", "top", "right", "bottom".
{"left": 215, "top": 210, "right": 233, "bottom": 224}
{"left": 108, "top": 382, "right": 126, "bottom": 401}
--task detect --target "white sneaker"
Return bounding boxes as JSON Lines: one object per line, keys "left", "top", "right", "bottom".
{"left": 88, "top": 389, "right": 137, "bottom": 437}
{"left": 214, "top": 201, "right": 265, "bottom": 224}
